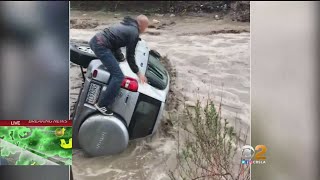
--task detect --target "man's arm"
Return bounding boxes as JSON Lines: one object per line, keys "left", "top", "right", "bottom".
{"left": 126, "top": 35, "right": 139, "bottom": 74}
{"left": 113, "top": 49, "right": 125, "bottom": 62}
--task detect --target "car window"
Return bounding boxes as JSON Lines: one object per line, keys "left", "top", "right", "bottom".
{"left": 145, "top": 52, "right": 168, "bottom": 90}
{"left": 128, "top": 94, "right": 161, "bottom": 139}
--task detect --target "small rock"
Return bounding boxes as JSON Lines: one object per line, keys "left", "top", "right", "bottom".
{"left": 82, "top": 14, "right": 87, "bottom": 16}
{"left": 152, "top": 19, "right": 160, "bottom": 24}
{"left": 148, "top": 24, "right": 156, "bottom": 28}
{"left": 146, "top": 31, "right": 161, "bottom": 36}
{"left": 223, "top": 4, "right": 228, "bottom": 11}
{"left": 215, "top": 15, "right": 219, "bottom": 20}
{"left": 185, "top": 101, "right": 195, "bottom": 107}
{"left": 144, "top": 144, "right": 153, "bottom": 150}
{"left": 170, "top": 14, "right": 175, "bottom": 17}
{"left": 165, "top": 119, "right": 173, "bottom": 127}
{"left": 169, "top": 21, "right": 176, "bottom": 25}
{"left": 70, "top": 19, "right": 77, "bottom": 25}
{"left": 155, "top": 13, "right": 164, "bottom": 17}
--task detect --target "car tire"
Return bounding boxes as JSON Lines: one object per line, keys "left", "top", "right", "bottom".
{"left": 70, "top": 43, "right": 97, "bottom": 68}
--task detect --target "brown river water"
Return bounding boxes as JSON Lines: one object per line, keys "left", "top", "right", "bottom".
{"left": 70, "top": 11, "right": 250, "bottom": 180}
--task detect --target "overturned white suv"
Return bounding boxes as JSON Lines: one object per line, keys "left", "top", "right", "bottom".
{"left": 70, "top": 39, "right": 170, "bottom": 157}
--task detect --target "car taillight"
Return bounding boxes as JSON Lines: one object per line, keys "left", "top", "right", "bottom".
{"left": 92, "top": 69, "right": 98, "bottom": 78}
{"left": 121, "top": 77, "right": 138, "bottom": 92}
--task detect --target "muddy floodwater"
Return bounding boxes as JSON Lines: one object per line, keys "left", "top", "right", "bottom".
{"left": 70, "top": 11, "right": 250, "bottom": 180}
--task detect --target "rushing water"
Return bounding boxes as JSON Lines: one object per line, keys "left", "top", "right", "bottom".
{"left": 70, "top": 12, "right": 250, "bottom": 180}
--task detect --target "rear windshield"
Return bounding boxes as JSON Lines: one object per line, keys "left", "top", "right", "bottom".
{"left": 145, "top": 53, "right": 168, "bottom": 90}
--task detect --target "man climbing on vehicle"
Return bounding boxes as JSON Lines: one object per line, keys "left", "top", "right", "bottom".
{"left": 89, "top": 15, "right": 149, "bottom": 115}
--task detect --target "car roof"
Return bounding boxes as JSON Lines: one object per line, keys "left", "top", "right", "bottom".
{"left": 119, "top": 40, "right": 169, "bottom": 102}
{"left": 119, "top": 60, "right": 169, "bottom": 103}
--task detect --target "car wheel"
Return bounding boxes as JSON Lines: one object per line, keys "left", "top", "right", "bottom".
{"left": 70, "top": 43, "right": 97, "bottom": 68}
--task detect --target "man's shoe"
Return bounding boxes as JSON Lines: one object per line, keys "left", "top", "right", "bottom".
{"left": 117, "top": 57, "right": 125, "bottom": 62}
{"left": 94, "top": 104, "right": 113, "bottom": 116}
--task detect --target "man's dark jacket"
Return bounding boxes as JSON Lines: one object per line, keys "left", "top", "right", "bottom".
{"left": 101, "top": 16, "right": 140, "bottom": 73}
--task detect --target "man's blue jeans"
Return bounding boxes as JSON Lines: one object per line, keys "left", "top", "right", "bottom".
{"left": 89, "top": 33, "right": 124, "bottom": 108}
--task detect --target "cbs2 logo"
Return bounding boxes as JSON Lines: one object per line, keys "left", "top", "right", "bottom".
{"left": 254, "top": 145, "right": 267, "bottom": 160}
{"left": 242, "top": 144, "right": 267, "bottom": 160}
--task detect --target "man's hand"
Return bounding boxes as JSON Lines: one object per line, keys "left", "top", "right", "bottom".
{"left": 137, "top": 72, "right": 147, "bottom": 84}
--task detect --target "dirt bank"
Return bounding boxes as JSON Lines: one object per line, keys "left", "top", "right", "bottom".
{"left": 70, "top": 10, "right": 250, "bottom": 180}
{"left": 71, "top": 1, "right": 250, "bottom": 22}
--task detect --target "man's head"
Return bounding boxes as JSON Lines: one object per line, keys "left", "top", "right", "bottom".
{"left": 136, "top": 15, "right": 149, "bottom": 33}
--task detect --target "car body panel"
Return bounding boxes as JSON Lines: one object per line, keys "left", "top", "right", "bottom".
{"left": 110, "top": 88, "right": 139, "bottom": 126}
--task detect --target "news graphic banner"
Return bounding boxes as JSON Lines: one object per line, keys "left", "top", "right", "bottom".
{"left": 0, "top": 120, "right": 72, "bottom": 166}
{"left": 0, "top": 120, "right": 72, "bottom": 126}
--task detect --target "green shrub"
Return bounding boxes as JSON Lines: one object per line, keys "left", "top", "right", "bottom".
{"left": 169, "top": 100, "right": 250, "bottom": 180}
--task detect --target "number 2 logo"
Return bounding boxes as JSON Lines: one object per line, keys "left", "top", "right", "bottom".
{"left": 255, "top": 145, "right": 267, "bottom": 160}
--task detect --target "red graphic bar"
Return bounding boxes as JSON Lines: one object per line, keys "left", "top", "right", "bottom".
{"left": 0, "top": 120, "right": 72, "bottom": 126}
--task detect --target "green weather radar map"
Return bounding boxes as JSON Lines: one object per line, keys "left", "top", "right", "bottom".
{"left": 0, "top": 125, "right": 72, "bottom": 165}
